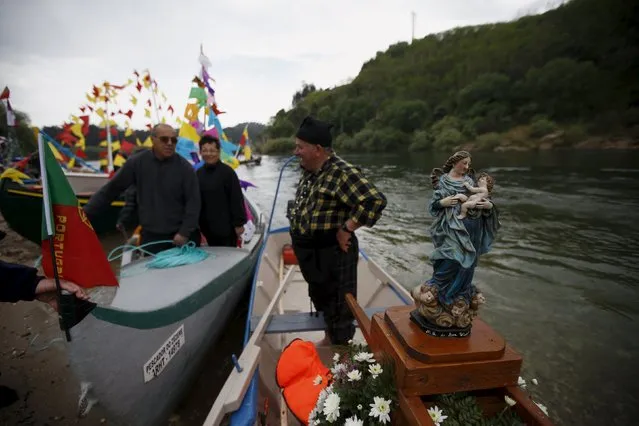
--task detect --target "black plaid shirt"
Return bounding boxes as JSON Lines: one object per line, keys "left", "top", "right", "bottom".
{"left": 289, "top": 154, "right": 387, "bottom": 235}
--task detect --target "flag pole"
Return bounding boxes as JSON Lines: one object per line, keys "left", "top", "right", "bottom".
{"left": 38, "top": 132, "right": 72, "bottom": 342}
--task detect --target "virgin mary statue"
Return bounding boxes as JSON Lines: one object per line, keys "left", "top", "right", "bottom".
{"left": 411, "top": 151, "right": 501, "bottom": 337}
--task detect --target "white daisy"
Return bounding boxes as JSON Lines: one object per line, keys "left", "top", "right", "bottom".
{"left": 331, "top": 363, "right": 347, "bottom": 376}
{"left": 344, "top": 415, "right": 364, "bottom": 426}
{"left": 347, "top": 369, "right": 362, "bottom": 382}
{"left": 368, "top": 363, "right": 383, "bottom": 378}
{"left": 333, "top": 353, "right": 340, "bottom": 362}
{"left": 323, "top": 392, "right": 340, "bottom": 422}
{"left": 504, "top": 395, "right": 517, "bottom": 407}
{"left": 532, "top": 378, "right": 539, "bottom": 385}
{"left": 353, "top": 352, "right": 375, "bottom": 363}
{"left": 518, "top": 376, "right": 527, "bottom": 388}
{"left": 535, "top": 401, "right": 549, "bottom": 416}
{"left": 357, "top": 404, "right": 362, "bottom": 410}
{"left": 427, "top": 405, "right": 448, "bottom": 426}
{"left": 369, "top": 396, "right": 391, "bottom": 424}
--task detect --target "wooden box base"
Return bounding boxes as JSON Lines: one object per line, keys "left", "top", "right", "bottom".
{"left": 371, "top": 306, "right": 522, "bottom": 397}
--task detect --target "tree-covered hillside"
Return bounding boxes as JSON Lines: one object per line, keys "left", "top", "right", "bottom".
{"left": 264, "top": 0, "right": 639, "bottom": 153}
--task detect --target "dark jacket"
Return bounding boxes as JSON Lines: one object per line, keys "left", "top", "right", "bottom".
{"left": 0, "top": 260, "right": 43, "bottom": 303}
{"left": 84, "top": 150, "right": 201, "bottom": 237}
{"left": 197, "top": 162, "right": 247, "bottom": 238}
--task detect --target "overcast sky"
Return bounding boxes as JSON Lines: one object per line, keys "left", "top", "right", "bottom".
{"left": 0, "top": 0, "right": 553, "bottom": 131}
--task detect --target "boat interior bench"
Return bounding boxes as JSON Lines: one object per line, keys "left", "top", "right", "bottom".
{"left": 250, "top": 307, "right": 388, "bottom": 334}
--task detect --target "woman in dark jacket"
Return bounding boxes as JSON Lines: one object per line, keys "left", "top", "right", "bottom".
{"left": 197, "top": 135, "right": 247, "bottom": 247}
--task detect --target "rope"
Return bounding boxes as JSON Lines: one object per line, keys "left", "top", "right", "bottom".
{"left": 107, "top": 240, "right": 210, "bottom": 277}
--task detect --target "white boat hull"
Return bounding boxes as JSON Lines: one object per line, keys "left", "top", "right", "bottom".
{"left": 64, "top": 171, "right": 109, "bottom": 194}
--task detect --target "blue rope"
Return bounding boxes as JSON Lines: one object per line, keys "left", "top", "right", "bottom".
{"left": 108, "top": 240, "right": 209, "bottom": 276}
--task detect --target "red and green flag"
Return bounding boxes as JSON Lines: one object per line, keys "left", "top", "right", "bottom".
{"left": 38, "top": 133, "right": 118, "bottom": 288}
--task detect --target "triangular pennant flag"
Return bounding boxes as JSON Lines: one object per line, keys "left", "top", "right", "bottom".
{"left": 184, "top": 103, "right": 199, "bottom": 122}
{"left": 178, "top": 122, "right": 200, "bottom": 142}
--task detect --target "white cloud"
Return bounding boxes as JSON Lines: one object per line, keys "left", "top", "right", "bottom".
{"left": 0, "top": 0, "right": 546, "bottom": 131}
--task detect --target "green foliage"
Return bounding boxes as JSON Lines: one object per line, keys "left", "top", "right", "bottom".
{"left": 434, "top": 392, "right": 525, "bottom": 426}
{"left": 475, "top": 132, "right": 503, "bottom": 150}
{"left": 260, "top": 137, "right": 295, "bottom": 154}
{"left": 263, "top": 0, "right": 637, "bottom": 152}
{"left": 530, "top": 116, "right": 558, "bottom": 138}
{"left": 408, "top": 130, "right": 433, "bottom": 151}
{"left": 0, "top": 103, "right": 36, "bottom": 156}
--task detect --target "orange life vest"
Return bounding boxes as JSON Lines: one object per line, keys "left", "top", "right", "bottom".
{"left": 275, "top": 339, "right": 331, "bottom": 425}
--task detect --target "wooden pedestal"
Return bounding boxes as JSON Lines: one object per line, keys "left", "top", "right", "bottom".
{"left": 374, "top": 306, "right": 522, "bottom": 396}
{"left": 345, "top": 296, "right": 553, "bottom": 426}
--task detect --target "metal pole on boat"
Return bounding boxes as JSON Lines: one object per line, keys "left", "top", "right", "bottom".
{"left": 105, "top": 98, "right": 114, "bottom": 173}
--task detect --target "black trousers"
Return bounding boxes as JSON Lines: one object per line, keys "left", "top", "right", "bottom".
{"left": 291, "top": 233, "right": 359, "bottom": 345}
{"left": 140, "top": 229, "right": 201, "bottom": 255}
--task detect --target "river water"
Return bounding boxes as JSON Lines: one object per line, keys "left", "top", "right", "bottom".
{"left": 228, "top": 150, "right": 638, "bottom": 426}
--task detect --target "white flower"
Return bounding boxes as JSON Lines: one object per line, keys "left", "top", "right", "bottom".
{"left": 348, "top": 339, "right": 353, "bottom": 345}
{"left": 333, "top": 353, "right": 340, "bottom": 362}
{"left": 344, "top": 415, "right": 364, "bottom": 426}
{"left": 504, "top": 395, "right": 517, "bottom": 407}
{"left": 518, "top": 376, "right": 527, "bottom": 388}
{"left": 357, "top": 404, "right": 362, "bottom": 410}
{"left": 369, "top": 396, "right": 392, "bottom": 424}
{"left": 331, "top": 363, "right": 347, "bottom": 376}
{"left": 353, "top": 352, "right": 375, "bottom": 363}
{"left": 427, "top": 405, "right": 448, "bottom": 426}
{"left": 313, "top": 375, "right": 323, "bottom": 386}
{"left": 368, "top": 363, "right": 383, "bottom": 378}
{"left": 347, "top": 369, "right": 362, "bottom": 382}
{"left": 535, "top": 401, "right": 549, "bottom": 416}
{"left": 532, "top": 378, "right": 539, "bottom": 385}
{"left": 323, "top": 392, "right": 341, "bottom": 422}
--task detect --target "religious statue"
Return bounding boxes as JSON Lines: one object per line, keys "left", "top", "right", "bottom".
{"left": 411, "top": 151, "right": 501, "bottom": 337}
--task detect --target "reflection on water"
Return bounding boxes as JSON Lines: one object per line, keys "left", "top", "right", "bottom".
{"left": 233, "top": 150, "right": 639, "bottom": 426}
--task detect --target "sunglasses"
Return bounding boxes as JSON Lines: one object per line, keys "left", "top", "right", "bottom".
{"left": 157, "top": 136, "right": 178, "bottom": 144}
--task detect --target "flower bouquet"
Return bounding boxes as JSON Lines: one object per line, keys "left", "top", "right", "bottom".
{"left": 308, "top": 340, "right": 397, "bottom": 425}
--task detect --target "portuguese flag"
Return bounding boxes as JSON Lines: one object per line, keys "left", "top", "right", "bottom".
{"left": 39, "top": 134, "right": 118, "bottom": 288}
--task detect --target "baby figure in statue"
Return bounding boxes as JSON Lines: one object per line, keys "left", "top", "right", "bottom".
{"left": 456, "top": 173, "right": 495, "bottom": 220}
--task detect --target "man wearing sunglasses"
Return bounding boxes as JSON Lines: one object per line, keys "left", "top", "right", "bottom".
{"left": 84, "top": 124, "right": 201, "bottom": 254}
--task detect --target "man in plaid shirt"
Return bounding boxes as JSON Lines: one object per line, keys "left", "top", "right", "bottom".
{"left": 288, "top": 116, "right": 387, "bottom": 346}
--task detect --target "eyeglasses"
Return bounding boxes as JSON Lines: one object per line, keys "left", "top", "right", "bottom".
{"left": 157, "top": 136, "right": 178, "bottom": 145}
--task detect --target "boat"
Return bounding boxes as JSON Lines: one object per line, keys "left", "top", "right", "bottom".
{"left": 0, "top": 176, "right": 124, "bottom": 244}
{"left": 64, "top": 170, "right": 110, "bottom": 193}
{"left": 68, "top": 191, "right": 266, "bottom": 426}
{"left": 239, "top": 156, "right": 261, "bottom": 166}
{"left": 202, "top": 157, "right": 554, "bottom": 426}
